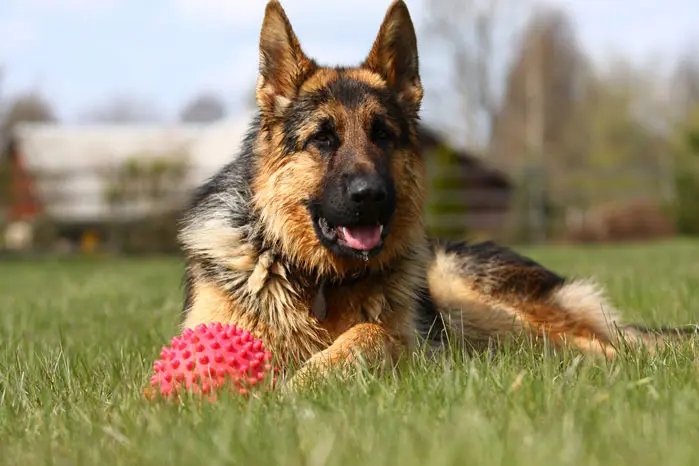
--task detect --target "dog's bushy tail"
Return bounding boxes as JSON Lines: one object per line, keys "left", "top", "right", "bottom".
{"left": 425, "top": 240, "right": 698, "bottom": 357}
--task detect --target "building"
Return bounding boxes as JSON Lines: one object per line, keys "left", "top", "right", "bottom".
{"left": 2, "top": 116, "right": 252, "bottom": 252}
{"left": 420, "top": 127, "right": 513, "bottom": 240}
{"left": 1, "top": 117, "right": 513, "bottom": 252}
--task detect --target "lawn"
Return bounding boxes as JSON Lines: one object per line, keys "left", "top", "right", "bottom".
{"left": 1, "top": 240, "right": 699, "bottom": 465}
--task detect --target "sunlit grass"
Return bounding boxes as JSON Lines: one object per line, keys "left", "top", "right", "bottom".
{"left": 1, "top": 241, "right": 698, "bottom": 465}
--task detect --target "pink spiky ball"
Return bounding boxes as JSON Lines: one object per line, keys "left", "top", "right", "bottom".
{"left": 147, "top": 322, "right": 277, "bottom": 400}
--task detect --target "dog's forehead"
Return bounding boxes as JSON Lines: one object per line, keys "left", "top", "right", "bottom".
{"left": 293, "top": 68, "right": 399, "bottom": 126}
{"left": 300, "top": 68, "right": 386, "bottom": 94}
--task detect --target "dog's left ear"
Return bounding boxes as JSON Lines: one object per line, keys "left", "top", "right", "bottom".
{"left": 256, "top": 1, "right": 316, "bottom": 117}
{"left": 362, "top": 0, "right": 423, "bottom": 115}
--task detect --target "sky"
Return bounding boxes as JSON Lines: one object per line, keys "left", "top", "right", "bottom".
{"left": 0, "top": 0, "right": 697, "bottom": 125}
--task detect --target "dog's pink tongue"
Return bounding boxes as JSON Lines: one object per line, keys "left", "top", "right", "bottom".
{"left": 339, "top": 226, "right": 381, "bottom": 251}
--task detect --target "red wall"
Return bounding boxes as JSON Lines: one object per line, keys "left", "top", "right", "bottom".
{"left": 6, "top": 143, "right": 42, "bottom": 221}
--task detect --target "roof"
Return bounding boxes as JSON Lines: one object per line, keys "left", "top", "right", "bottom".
{"left": 419, "top": 126, "right": 511, "bottom": 188}
{"left": 12, "top": 113, "right": 254, "bottom": 223}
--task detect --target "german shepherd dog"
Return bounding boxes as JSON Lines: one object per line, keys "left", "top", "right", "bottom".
{"left": 178, "top": 0, "right": 696, "bottom": 387}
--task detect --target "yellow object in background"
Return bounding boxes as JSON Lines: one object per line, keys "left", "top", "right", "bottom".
{"left": 80, "top": 230, "right": 99, "bottom": 254}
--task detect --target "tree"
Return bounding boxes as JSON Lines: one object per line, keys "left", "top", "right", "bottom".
{"left": 0, "top": 89, "right": 57, "bottom": 207}
{"left": 582, "top": 59, "right": 669, "bottom": 170}
{"left": 179, "top": 93, "right": 226, "bottom": 123}
{"left": 669, "top": 105, "right": 699, "bottom": 234}
{"left": 1, "top": 91, "right": 56, "bottom": 141}
{"left": 0, "top": 84, "right": 57, "bottom": 222}
{"left": 80, "top": 95, "right": 161, "bottom": 123}
{"left": 102, "top": 151, "right": 190, "bottom": 253}
{"left": 0, "top": 67, "right": 7, "bottom": 214}
{"left": 485, "top": 6, "right": 587, "bottom": 241}
{"left": 0, "top": 66, "right": 5, "bottom": 134}
{"left": 489, "top": 6, "right": 586, "bottom": 175}
{"left": 423, "top": 0, "right": 531, "bottom": 149}
{"left": 671, "top": 49, "right": 699, "bottom": 122}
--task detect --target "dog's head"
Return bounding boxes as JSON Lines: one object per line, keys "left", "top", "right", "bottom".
{"left": 251, "top": 0, "right": 426, "bottom": 276}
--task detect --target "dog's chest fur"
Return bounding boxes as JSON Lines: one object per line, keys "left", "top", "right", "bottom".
{"left": 263, "top": 253, "right": 422, "bottom": 343}
{"left": 183, "top": 248, "right": 423, "bottom": 366}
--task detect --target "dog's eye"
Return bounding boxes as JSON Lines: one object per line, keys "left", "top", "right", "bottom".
{"left": 314, "top": 132, "right": 331, "bottom": 144}
{"left": 374, "top": 128, "right": 389, "bottom": 140}
{"left": 371, "top": 121, "right": 394, "bottom": 145}
{"left": 310, "top": 131, "right": 337, "bottom": 150}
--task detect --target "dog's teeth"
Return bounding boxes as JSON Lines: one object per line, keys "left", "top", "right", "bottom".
{"left": 379, "top": 225, "right": 384, "bottom": 234}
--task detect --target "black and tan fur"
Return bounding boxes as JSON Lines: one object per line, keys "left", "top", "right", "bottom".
{"left": 178, "top": 0, "right": 696, "bottom": 386}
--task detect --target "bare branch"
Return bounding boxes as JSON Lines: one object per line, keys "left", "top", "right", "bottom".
{"left": 423, "top": 0, "right": 529, "bottom": 148}
{"left": 179, "top": 93, "right": 227, "bottom": 123}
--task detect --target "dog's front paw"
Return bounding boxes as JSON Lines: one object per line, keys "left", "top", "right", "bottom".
{"left": 281, "top": 349, "right": 337, "bottom": 393}
{"left": 281, "top": 323, "right": 400, "bottom": 394}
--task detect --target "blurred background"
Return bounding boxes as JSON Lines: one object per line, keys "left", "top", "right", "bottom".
{"left": 0, "top": 0, "right": 697, "bottom": 256}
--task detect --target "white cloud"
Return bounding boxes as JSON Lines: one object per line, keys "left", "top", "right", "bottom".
{"left": 0, "top": 17, "right": 38, "bottom": 56}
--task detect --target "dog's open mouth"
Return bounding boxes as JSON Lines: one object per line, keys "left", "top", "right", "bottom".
{"left": 314, "top": 216, "right": 385, "bottom": 258}
{"left": 317, "top": 217, "right": 383, "bottom": 251}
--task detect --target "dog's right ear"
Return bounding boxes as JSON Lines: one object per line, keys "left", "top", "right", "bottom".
{"left": 256, "top": 1, "right": 316, "bottom": 117}
{"left": 362, "top": 1, "right": 423, "bottom": 116}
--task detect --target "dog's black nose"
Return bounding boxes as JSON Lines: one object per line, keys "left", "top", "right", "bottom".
{"left": 347, "top": 173, "right": 387, "bottom": 205}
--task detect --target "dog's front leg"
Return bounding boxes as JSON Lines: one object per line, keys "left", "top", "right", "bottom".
{"left": 284, "top": 323, "right": 404, "bottom": 390}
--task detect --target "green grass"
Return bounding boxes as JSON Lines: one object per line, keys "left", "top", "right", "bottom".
{"left": 1, "top": 240, "right": 699, "bottom": 465}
